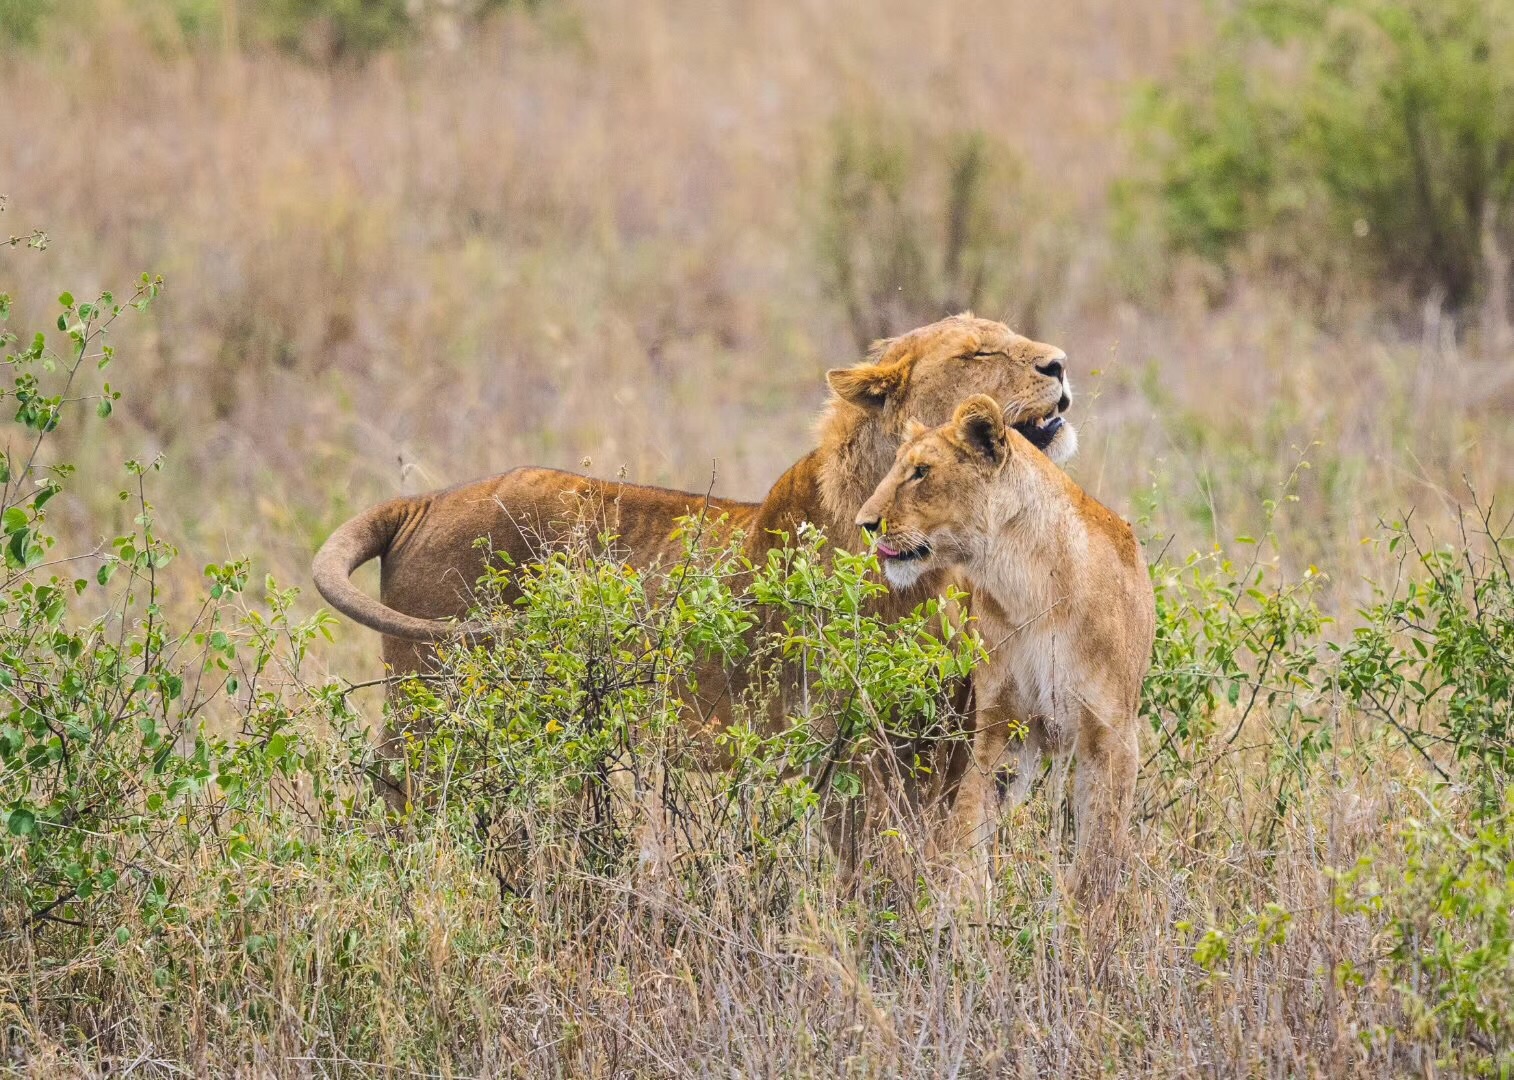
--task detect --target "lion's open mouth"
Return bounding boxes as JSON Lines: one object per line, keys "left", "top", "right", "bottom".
{"left": 1012, "top": 412, "right": 1066, "bottom": 451}
{"left": 874, "top": 539, "right": 931, "bottom": 563}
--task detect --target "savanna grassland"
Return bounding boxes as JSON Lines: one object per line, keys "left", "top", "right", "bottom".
{"left": 1, "top": 0, "right": 1512, "bottom": 1075}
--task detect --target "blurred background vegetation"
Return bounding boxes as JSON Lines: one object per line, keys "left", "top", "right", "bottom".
{"left": 2, "top": 0, "right": 1509, "bottom": 658}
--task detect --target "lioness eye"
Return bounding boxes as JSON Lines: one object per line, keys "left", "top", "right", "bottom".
{"left": 911, "top": 464, "right": 930, "bottom": 482}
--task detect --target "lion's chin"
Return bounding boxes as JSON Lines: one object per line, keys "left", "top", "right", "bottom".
{"left": 1045, "top": 420, "right": 1078, "bottom": 465}
{"left": 881, "top": 556, "right": 931, "bottom": 590}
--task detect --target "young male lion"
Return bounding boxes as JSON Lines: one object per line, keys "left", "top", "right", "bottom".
{"left": 855, "top": 394, "right": 1155, "bottom": 896}
{"left": 314, "top": 314, "right": 1074, "bottom": 671}
{"left": 313, "top": 314, "right": 1076, "bottom": 808}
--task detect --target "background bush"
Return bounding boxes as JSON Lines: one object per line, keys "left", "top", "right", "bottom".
{"left": 0, "top": 0, "right": 529, "bottom": 58}
{"left": 1126, "top": 0, "right": 1514, "bottom": 319}
{"left": 819, "top": 115, "right": 1070, "bottom": 347}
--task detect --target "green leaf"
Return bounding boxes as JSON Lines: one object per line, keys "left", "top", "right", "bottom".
{"left": 2, "top": 508, "right": 25, "bottom": 534}
{"left": 58, "top": 292, "right": 73, "bottom": 308}
{"left": 7, "top": 807, "right": 36, "bottom": 836}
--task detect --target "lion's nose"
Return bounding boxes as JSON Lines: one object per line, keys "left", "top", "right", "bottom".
{"left": 1037, "top": 358, "right": 1065, "bottom": 381}
{"left": 856, "top": 515, "right": 881, "bottom": 534}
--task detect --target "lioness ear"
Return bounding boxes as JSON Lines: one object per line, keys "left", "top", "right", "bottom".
{"left": 952, "top": 394, "right": 1008, "bottom": 467}
{"left": 826, "top": 361, "right": 907, "bottom": 411}
{"left": 903, "top": 418, "right": 929, "bottom": 441}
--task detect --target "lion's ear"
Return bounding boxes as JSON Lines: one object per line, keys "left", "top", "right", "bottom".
{"left": 903, "top": 418, "right": 929, "bottom": 441}
{"left": 826, "top": 361, "right": 907, "bottom": 411}
{"left": 952, "top": 394, "right": 1008, "bottom": 467}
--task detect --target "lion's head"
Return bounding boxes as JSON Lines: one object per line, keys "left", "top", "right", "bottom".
{"left": 853, "top": 393, "right": 1031, "bottom": 590}
{"left": 823, "top": 313, "right": 1076, "bottom": 464}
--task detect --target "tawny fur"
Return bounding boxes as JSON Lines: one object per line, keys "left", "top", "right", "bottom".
{"left": 311, "top": 315, "right": 1076, "bottom": 799}
{"left": 856, "top": 395, "right": 1154, "bottom": 897}
{"left": 314, "top": 314, "right": 1073, "bottom": 673}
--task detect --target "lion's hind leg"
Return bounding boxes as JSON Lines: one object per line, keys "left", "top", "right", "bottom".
{"left": 1068, "top": 698, "right": 1139, "bottom": 903}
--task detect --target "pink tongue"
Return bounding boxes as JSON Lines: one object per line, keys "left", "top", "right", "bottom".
{"left": 875, "top": 541, "right": 901, "bottom": 559}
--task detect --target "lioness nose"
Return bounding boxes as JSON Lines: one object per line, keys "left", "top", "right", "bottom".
{"left": 856, "top": 515, "right": 881, "bottom": 534}
{"left": 1037, "top": 358, "right": 1065, "bottom": 381}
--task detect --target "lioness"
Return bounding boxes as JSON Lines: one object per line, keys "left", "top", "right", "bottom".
{"left": 855, "top": 394, "right": 1154, "bottom": 894}
{"left": 313, "top": 315, "right": 1076, "bottom": 802}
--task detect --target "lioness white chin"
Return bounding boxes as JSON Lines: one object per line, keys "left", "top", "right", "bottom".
{"left": 856, "top": 393, "right": 1155, "bottom": 896}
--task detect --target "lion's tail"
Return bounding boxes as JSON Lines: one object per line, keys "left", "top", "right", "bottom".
{"left": 312, "top": 499, "right": 470, "bottom": 642}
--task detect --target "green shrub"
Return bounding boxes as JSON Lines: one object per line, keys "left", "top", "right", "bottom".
{"left": 1336, "top": 513, "right": 1514, "bottom": 816}
{"left": 252, "top": 0, "right": 415, "bottom": 59}
{"left": 396, "top": 520, "right": 981, "bottom": 880}
{"left": 1142, "top": 539, "right": 1331, "bottom": 827}
{"left": 1125, "top": 0, "right": 1514, "bottom": 311}
{"left": 0, "top": 276, "right": 374, "bottom": 940}
{"left": 0, "top": 0, "right": 52, "bottom": 45}
{"left": 1335, "top": 806, "right": 1514, "bottom": 1074}
{"left": 1143, "top": 500, "right": 1514, "bottom": 826}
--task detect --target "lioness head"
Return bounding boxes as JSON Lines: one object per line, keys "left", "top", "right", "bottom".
{"left": 854, "top": 393, "right": 1025, "bottom": 589}
{"left": 824, "top": 313, "right": 1076, "bottom": 464}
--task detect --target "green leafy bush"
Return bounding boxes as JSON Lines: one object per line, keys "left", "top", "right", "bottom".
{"left": 1125, "top": 0, "right": 1514, "bottom": 312}
{"left": 1335, "top": 806, "right": 1514, "bottom": 1074}
{"left": 1143, "top": 503, "right": 1514, "bottom": 825}
{"left": 0, "top": 277, "right": 370, "bottom": 940}
{"left": 1141, "top": 541, "right": 1331, "bottom": 827}
{"left": 1336, "top": 513, "right": 1514, "bottom": 815}
{"left": 397, "top": 520, "right": 981, "bottom": 880}
{"left": 0, "top": 0, "right": 52, "bottom": 45}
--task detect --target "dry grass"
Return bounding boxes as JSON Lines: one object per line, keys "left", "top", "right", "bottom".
{"left": 0, "top": 731, "right": 1461, "bottom": 1076}
{"left": 2, "top": 0, "right": 1512, "bottom": 1075}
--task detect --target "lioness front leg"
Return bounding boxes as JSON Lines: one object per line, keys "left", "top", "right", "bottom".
{"left": 939, "top": 685, "right": 1032, "bottom": 884}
